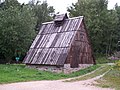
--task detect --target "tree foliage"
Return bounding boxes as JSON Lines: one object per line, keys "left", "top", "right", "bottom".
{"left": 115, "top": 4, "right": 120, "bottom": 39}
{"left": 0, "top": 0, "right": 55, "bottom": 63}
{"left": 28, "top": 0, "right": 55, "bottom": 31}
{"left": 0, "top": 0, "right": 36, "bottom": 62}
{"left": 68, "top": 0, "right": 119, "bottom": 55}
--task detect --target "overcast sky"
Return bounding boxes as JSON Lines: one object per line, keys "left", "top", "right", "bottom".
{"left": 18, "top": 0, "right": 120, "bottom": 13}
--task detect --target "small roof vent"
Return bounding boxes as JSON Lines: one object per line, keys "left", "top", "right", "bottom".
{"left": 54, "top": 13, "right": 68, "bottom": 27}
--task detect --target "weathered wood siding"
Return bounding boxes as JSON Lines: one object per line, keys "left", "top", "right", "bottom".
{"left": 65, "top": 22, "right": 95, "bottom": 68}
{"left": 23, "top": 16, "right": 84, "bottom": 66}
{"left": 23, "top": 15, "right": 95, "bottom": 67}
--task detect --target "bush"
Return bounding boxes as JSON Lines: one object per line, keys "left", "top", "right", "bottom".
{"left": 116, "top": 60, "right": 120, "bottom": 67}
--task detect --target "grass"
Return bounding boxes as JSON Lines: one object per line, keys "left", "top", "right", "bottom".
{"left": 0, "top": 64, "right": 100, "bottom": 84}
{"left": 65, "top": 64, "right": 111, "bottom": 82}
{"left": 95, "top": 65, "right": 120, "bottom": 90}
{"left": 96, "top": 56, "right": 115, "bottom": 64}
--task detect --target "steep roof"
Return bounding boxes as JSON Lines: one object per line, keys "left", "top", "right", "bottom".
{"left": 23, "top": 15, "right": 83, "bottom": 66}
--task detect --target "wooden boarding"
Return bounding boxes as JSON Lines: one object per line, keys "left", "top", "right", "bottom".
{"left": 23, "top": 14, "right": 95, "bottom": 67}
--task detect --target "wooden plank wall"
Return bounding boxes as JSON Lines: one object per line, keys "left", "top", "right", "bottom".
{"left": 65, "top": 21, "right": 94, "bottom": 68}
{"left": 23, "top": 17, "right": 83, "bottom": 66}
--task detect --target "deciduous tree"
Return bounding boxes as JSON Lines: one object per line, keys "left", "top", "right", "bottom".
{"left": 0, "top": 0, "right": 36, "bottom": 63}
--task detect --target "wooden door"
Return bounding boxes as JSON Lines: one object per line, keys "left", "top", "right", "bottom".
{"left": 70, "top": 46, "right": 79, "bottom": 68}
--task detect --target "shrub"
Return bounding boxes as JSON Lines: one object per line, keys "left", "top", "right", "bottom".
{"left": 116, "top": 60, "right": 120, "bottom": 67}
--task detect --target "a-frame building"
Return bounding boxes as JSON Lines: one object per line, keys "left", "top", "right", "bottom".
{"left": 23, "top": 14, "right": 95, "bottom": 69}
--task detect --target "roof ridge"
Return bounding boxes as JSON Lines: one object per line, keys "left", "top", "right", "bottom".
{"left": 69, "top": 16, "right": 83, "bottom": 20}
{"left": 42, "top": 16, "right": 83, "bottom": 25}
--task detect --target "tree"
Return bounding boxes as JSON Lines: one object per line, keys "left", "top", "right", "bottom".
{"left": 68, "top": 0, "right": 119, "bottom": 55}
{"left": 28, "top": 0, "right": 55, "bottom": 31}
{"left": 115, "top": 4, "right": 120, "bottom": 39}
{"left": 0, "top": 0, "right": 36, "bottom": 63}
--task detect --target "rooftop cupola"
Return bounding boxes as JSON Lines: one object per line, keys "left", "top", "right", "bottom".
{"left": 54, "top": 13, "right": 68, "bottom": 27}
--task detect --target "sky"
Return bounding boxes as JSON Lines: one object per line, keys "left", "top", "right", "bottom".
{"left": 18, "top": 0, "right": 120, "bottom": 13}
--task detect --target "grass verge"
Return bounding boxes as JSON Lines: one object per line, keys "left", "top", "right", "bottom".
{"left": 96, "top": 56, "right": 115, "bottom": 64}
{"left": 95, "top": 65, "right": 120, "bottom": 90}
{"left": 0, "top": 64, "right": 100, "bottom": 84}
{"left": 66, "top": 64, "right": 112, "bottom": 82}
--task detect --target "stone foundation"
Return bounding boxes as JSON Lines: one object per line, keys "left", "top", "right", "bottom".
{"left": 27, "top": 64, "right": 93, "bottom": 74}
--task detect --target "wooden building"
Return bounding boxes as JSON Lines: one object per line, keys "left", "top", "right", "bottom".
{"left": 23, "top": 14, "right": 96, "bottom": 69}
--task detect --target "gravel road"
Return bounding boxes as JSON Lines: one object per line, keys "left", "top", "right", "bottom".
{"left": 0, "top": 79, "right": 114, "bottom": 90}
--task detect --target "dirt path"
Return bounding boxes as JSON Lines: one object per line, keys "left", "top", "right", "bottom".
{"left": 0, "top": 78, "right": 114, "bottom": 90}
{"left": 0, "top": 65, "right": 114, "bottom": 90}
